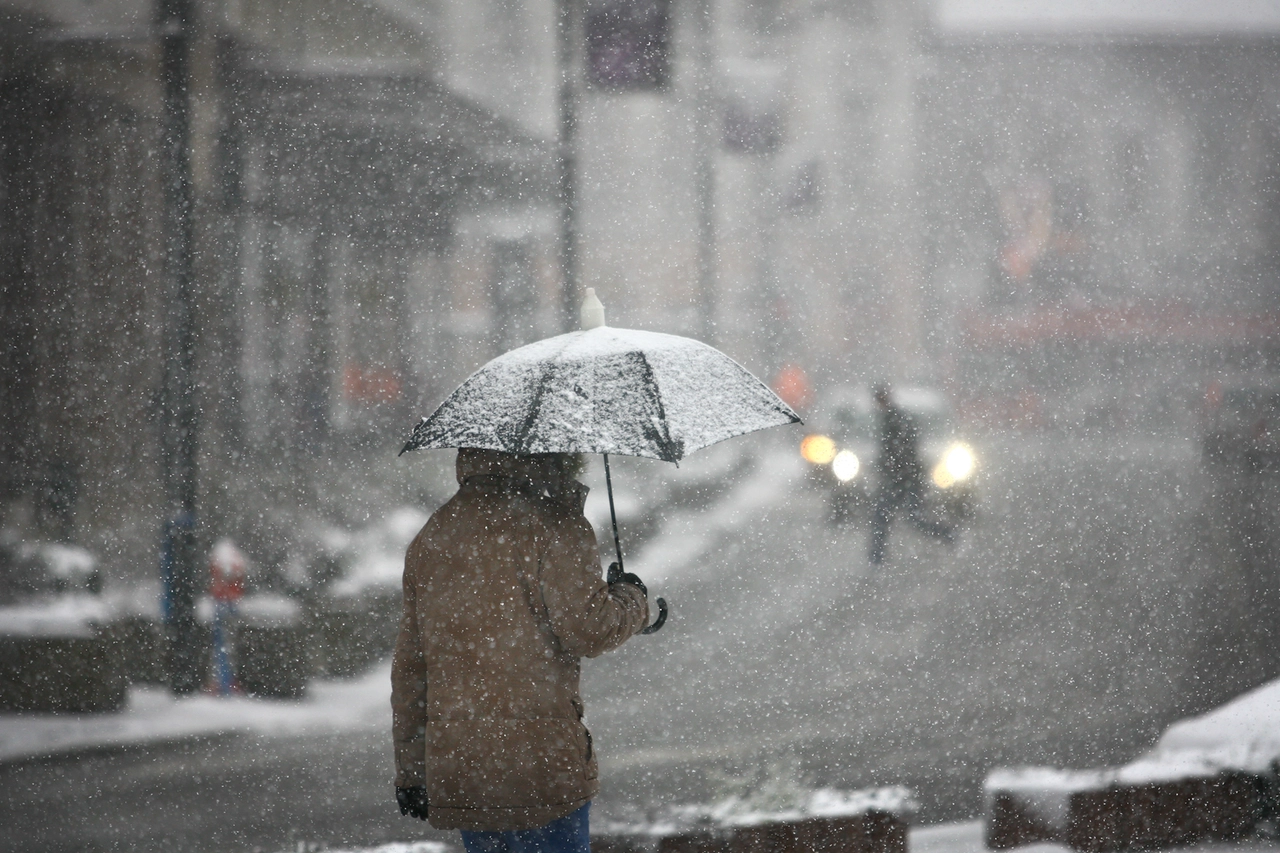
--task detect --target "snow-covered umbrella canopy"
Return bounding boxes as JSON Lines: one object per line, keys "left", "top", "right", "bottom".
{"left": 401, "top": 326, "right": 800, "bottom": 463}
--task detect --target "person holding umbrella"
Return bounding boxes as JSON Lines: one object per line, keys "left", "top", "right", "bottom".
{"left": 394, "top": 290, "right": 800, "bottom": 848}
{"left": 391, "top": 445, "right": 649, "bottom": 851}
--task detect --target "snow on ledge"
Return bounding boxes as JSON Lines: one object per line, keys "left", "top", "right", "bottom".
{"left": 195, "top": 593, "right": 303, "bottom": 629}
{"left": 0, "top": 595, "right": 117, "bottom": 639}
{"left": 709, "top": 786, "right": 918, "bottom": 828}
{"left": 606, "top": 786, "right": 918, "bottom": 837}
{"left": 987, "top": 675, "right": 1280, "bottom": 798}
{"left": 1153, "top": 677, "right": 1280, "bottom": 775}
{"left": 292, "top": 842, "right": 449, "bottom": 853}
{"left": 984, "top": 767, "right": 1107, "bottom": 793}
{"left": 0, "top": 662, "right": 393, "bottom": 764}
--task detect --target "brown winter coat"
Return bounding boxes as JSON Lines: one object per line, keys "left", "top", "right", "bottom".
{"left": 391, "top": 449, "right": 649, "bottom": 831}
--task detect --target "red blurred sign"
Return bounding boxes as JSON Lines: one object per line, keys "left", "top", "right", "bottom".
{"left": 772, "top": 363, "right": 813, "bottom": 413}
{"left": 343, "top": 364, "right": 402, "bottom": 404}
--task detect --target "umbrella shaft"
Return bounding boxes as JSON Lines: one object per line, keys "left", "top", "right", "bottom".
{"left": 603, "top": 453, "right": 624, "bottom": 572}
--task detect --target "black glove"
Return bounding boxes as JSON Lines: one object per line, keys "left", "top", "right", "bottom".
{"left": 396, "top": 786, "right": 429, "bottom": 821}
{"left": 607, "top": 562, "right": 647, "bottom": 597}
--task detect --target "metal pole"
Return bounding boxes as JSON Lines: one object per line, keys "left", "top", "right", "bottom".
{"left": 603, "top": 452, "right": 624, "bottom": 571}
{"left": 693, "top": 0, "right": 718, "bottom": 345}
{"left": 557, "top": 0, "right": 580, "bottom": 332}
{"left": 157, "top": 0, "right": 203, "bottom": 695}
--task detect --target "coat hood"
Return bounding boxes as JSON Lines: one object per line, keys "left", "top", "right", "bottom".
{"left": 455, "top": 448, "right": 590, "bottom": 512}
{"left": 456, "top": 448, "right": 547, "bottom": 488}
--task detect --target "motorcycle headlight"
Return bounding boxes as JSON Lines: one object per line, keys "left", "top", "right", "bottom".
{"left": 932, "top": 443, "right": 976, "bottom": 489}
{"left": 800, "top": 434, "right": 837, "bottom": 465}
{"left": 832, "top": 450, "right": 860, "bottom": 483}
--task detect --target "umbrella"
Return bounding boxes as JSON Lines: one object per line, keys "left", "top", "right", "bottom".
{"left": 400, "top": 290, "right": 802, "bottom": 632}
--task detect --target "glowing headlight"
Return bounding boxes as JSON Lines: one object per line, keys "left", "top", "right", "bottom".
{"left": 932, "top": 443, "right": 976, "bottom": 489}
{"left": 832, "top": 450, "right": 860, "bottom": 482}
{"left": 800, "top": 434, "right": 837, "bottom": 465}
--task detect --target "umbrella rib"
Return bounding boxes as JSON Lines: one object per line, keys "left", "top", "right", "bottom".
{"left": 512, "top": 356, "right": 557, "bottom": 454}
{"left": 400, "top": 383, "right": 469, "bottom": 455}
{"left": 633, "top": 351, "right": 681, "bottom": 462}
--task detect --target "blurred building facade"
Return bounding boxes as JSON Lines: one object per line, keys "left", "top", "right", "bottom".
{"left": 0, "top": 0, "right": 560, "bottom": 582}
{"left": 2, "top": 0, "right": 1280, "bottom": 584}
{"left": 722, "top": 0, "right": 1280, "bottom": 428}
{"left": 920, "top": 3, "right": 1280, "bottom": 429}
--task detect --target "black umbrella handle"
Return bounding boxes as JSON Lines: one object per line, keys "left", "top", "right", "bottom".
{"left": 640, "top": 597, "right": 668, "bottom": 634}
{"left": 604, "top": 453, "right": 668, "bottom": 635}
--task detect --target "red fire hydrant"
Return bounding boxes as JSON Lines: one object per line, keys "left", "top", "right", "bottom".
{"left": 208, "top": 539, "right": 247, "bottom": 695}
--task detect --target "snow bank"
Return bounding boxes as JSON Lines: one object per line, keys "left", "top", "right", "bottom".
{"left": 195, "top": 593, "right": 303, "bottom": 629}
{"left": 605, "top": 786, "right": 917, "bottom": 838}
{"left": 1150, "top": 678, "right": 1280, "bottom": 775}
{"left": 0, "top": 662, "right": 393, "bottom": 763}
{"left": 990, "top": 675, "right": 1280, "bottom": 796}
{"left": 34, "top": 543, "right": 97, "bottom": 581}
{"left": 0, "top": 594, "right": 117, "bottom": 638}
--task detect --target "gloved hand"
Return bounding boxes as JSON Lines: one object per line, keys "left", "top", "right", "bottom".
{"left": 607, "top": 562, "right": 647, "bottom": 597}
{"left": 396, "top": 786, "right": 429, "bottom": 821}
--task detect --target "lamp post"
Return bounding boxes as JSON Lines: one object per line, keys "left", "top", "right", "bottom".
{"left": 557, "top": 0, "right": 581, "bottom": 332}
{"left": 156, "top": 0, "right": 202, "bottom": 695}
{"left": 693, "top": 0, "right": 718, "bottom": 345}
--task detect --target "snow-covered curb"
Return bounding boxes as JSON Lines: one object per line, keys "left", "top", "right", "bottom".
{"left": 0, "top": 595, "right": 118, "bottom": 639}
{"left": 985, "top": 677, "right": 1280, "bottom": 850}
{"left": 989, "top": 675, "right": 1280, "bottom": 797}
{"left": 596, "top": 785, "right": 916, "bottom": 841}
{"left": 0, "top": 662, "right": 393, "bottom": 764}
{"left": 687, "top": 785, "right": 916, "bottom": 829}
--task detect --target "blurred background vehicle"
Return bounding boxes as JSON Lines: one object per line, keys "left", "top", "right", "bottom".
{"left": 800, "top": 386, "right": 979, "bottom": 529}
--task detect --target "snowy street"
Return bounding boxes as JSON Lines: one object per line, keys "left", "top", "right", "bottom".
{"left": 2, "top": 429, "right": 1275, "bottom": 852}
{"left": 583, "top": 429, "right": 1269, "bottom": 822}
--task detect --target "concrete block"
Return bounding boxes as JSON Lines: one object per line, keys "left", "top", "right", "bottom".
{"left": 986, "top": 792, "right": 1061, "bottom": 849}
{"left": 1066, "top": 773, "right": 1264, "bottom": 853}
{"left": 0, "top": 634, "right": 126, "bottom": 712}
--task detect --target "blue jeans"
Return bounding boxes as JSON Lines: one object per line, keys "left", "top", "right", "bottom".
{"left": 460, "top": 803, "right": 591, "bottom": 853}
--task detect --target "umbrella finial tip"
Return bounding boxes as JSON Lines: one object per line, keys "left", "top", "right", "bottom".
{"left": 581, "top": 288, "right": 606, "bottom": 330}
